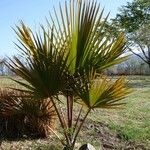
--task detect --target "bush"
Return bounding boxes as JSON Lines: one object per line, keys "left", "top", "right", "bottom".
{"left": 0, "top": 89, "right": 56, "bottom": 139}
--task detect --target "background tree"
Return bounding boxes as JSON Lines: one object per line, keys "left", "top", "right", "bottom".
{"left": 108, "top": 0, "right": 150, "bottom": 71}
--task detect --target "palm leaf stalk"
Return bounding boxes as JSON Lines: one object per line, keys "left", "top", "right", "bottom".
{"left": 7, "top": 0, "right": 131, "bottom": 149}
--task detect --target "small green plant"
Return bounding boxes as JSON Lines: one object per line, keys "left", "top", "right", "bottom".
{"left": 7, "top": 0, "right": 131, "bottom": 149}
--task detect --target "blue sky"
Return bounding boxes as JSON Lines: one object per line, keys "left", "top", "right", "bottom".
{"left": 0, "top": 0, "right": 133, "bottom": 56}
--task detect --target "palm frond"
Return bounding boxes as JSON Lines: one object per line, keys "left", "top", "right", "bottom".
{"left": 7, "top": 23, "right": 69, "bottom": 99}
{"left": 74, "top": 76, "right": 131, "bottom": 109}
{"left": 48, "top": 0, "right": 128, "bottom": 76}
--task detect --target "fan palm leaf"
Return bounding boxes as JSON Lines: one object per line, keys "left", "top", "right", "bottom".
{"left": 7, "top": 23, "right": 69, "bottom": 99}
{"left": 47, "top": 0, "right": 128, "bottom": 76}
{"left": 74, "top": 75, "right": 131, "bottom": 109}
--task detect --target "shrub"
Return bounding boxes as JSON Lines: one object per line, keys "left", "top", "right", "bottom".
{"left": 0, "top": 89, "right": 56, "bottom": 138}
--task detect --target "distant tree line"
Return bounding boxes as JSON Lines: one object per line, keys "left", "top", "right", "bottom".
{"left": 105, "top": 58, "right": 150, "bottom": 75}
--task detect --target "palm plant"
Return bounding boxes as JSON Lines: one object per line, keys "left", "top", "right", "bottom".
{"left": 0, "top": 89, "right": 56, "bottom": 138}
{"left": 7, "top": 0, "right": 131, "bottom": 149}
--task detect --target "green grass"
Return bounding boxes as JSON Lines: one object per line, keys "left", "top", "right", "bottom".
{"left": 89, "top": 75, "right": 150, "bottom": 146}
